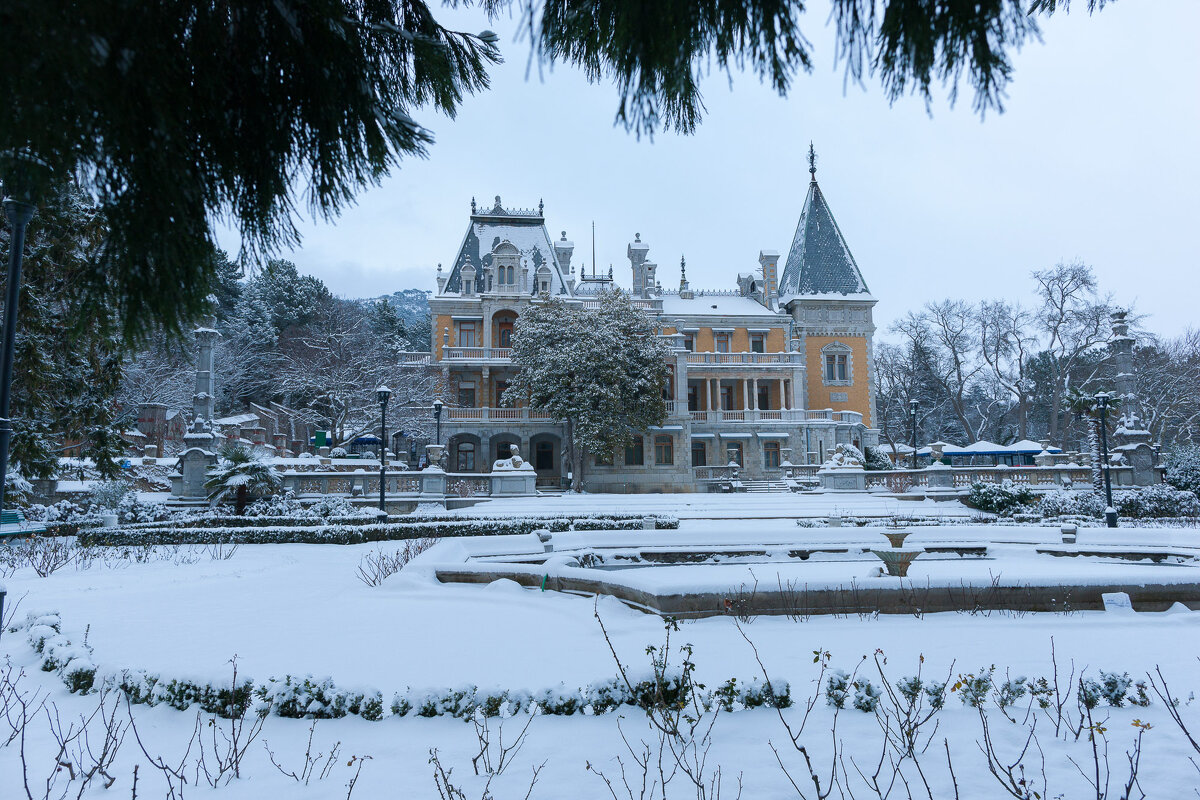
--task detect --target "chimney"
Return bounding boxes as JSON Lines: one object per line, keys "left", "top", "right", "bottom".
{"left": 758, "top": 250, "right": 780, "bottom": 309}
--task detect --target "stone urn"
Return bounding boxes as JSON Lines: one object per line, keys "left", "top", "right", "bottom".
{"left": 425, "top": 444, "right": 446, "bottom": 469}
{"left": 870, "top": 528, "right": 923, "bottom": 577}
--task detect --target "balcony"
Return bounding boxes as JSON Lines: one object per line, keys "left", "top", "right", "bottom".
{"left": 441, "top": 347, "right": 513, "bottom": 364}
{"left": 687, "top": 408, "right": 864, "bottom": 424}
{"left": 685, "top": 352, "right": 803, "bottom": 367}
{"left": 444, "top": 406, "right": 555, "bottom": 423}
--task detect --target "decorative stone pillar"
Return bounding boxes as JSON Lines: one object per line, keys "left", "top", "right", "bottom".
{"left": 1109, "top": 310, "right": 1158, "bottom": 485}
{"left": 170, "top": 312, "right": 221, "bottom": 506}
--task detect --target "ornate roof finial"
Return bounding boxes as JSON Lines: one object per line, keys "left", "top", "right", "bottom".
{"left": 807, "top": 142, "right": 817, "bottom": 181}
{"left": 680, "top": 254, "right": 687, "bottom": 280}
{"left": 635, "top": 232, "right": 641, "bottom": 242}
{"left": 437, "top": 262, "right": 442, "bottom": 272}
{"left": 470, "top": 197, "right": 476, "bottom": 214}
{"left": 608, "top": 265, "right": 613, "bottom": 279}
{"left": 493, "top": 195, "right": 503, "bottom": 213}
{"left": 538, "top": 198, "right": 544, "bottom": 215}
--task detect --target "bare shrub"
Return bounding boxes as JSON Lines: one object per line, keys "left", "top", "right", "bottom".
{"left": 3, "top": 537, "right": 77, "bottom": 577}
{"left": 355, "top": 538, "right": 435, "bottom": 587}
{"left": 265, "top": 720, "right": 341, "bottom": 785}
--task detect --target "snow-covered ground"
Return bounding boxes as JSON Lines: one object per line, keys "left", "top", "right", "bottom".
{"left": 3, "top": 495, "right": 1200, "bottom": 798}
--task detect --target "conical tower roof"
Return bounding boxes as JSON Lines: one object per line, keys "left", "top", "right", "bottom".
{"left": 778, "top": 147, "right": 870, "bottom": 302}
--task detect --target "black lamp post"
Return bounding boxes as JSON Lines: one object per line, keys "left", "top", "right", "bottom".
{"left": 1095, "top": 392, "right": 1118, "bottom": 528}
{"left": 376, "top": 385, "right": 391, "bottom": 516}
{"left": 0, "top": 152, "right": 49, "bottom": 514}
{"left": 909, "top": 399, "right": 920, "bottom": 469}
{"left": 432, "top": 399, "right": 443, "bottom": 447}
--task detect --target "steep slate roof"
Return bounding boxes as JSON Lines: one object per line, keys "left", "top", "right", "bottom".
{"left": 778, "top": 175, "right": 871, "bottom": 301}
{"left": 441, "top": 196, "right": 571, "bottom": 296}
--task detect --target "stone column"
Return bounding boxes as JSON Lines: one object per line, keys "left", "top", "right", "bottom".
{"left": 752, "top": 378, "right": 759, "bottom": 410}
{"left": 1109, "top": 310, "right": 1157, "bottom": 485}
{"left": 705, "top": 377, "right": 712, "bottom": 413}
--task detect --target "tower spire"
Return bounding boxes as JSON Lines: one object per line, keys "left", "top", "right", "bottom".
{"left": 807, "top": 142, "right": 817, "bottom": 182}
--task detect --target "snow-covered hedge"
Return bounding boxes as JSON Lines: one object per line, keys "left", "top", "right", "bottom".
{"left": 1114, "top": 484, "right": 1200, "bottom": 519}
{"left": 963, "top": 480, "right": 1036, "bottom": 516}
{"left": 13, "top": 611, "right": 787, "bottom": 721}
{"left": 1037, "top": 490, "right": 1107, "bottom": 519}
{"left": 86, "top": 513, "right": 680, "bottom": 546}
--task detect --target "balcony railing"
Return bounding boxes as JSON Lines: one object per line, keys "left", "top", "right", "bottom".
{"left": 686, "top": 408, "right": 863, "bottom": 424}
{"left": 442, "top": 347, "right": 512, "bottom": 362}
{"left": 397, "top": 351, "right": 433, "bottom": 364}
{"left": 445, "top": 406, "right": 555, "bottom": 422}
{"left": 685, "top": 352, "right": 803, "bottom": 366}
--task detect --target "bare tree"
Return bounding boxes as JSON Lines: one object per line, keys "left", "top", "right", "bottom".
{"left": 893, "top": 301, "right": 985, "bottom": 443}
{"left": 978, "top": 300, "right": 1037, "bottom": 441}
{"left": 1135, "top": 329, "right": 1200, "bottom": 447}
{"left": 1032, "top": 262, "right": 1111, "bottom": 445}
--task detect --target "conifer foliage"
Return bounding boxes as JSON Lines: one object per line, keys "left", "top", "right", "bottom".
{"left": 0, "top": 182, "right": 126, "bottom": 479}
{"left": 506, "top": 290, "right": 671, "bottom": 490}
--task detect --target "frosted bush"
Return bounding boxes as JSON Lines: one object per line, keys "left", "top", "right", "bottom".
{"left": 311, "top": 495, "right": 370, "bottom": 518}
{"left": 1099, "top": 671, "right": 1132, "bottom": 707}
{"left": 24, "top": 500, "right": 92, "bottom": 523}
{"left": 1164, "top": 445, "right": 1200, "bottom": 496}
{"left": 955, "top": 668, "right": 995, "bottom": 708}
{"left": 1038, "top": 490, "right": 1106, "bottom": 519}
{"left": 826, "top": 670, "right": 850, "bottom": 708}
{"left": 244, "top": 491, "right": 313, "bottom": 519}
{"left": 329, "top": 447, "right": 349, "bottom": 458}
{"left": 1114, "top": 484, "right": 1200, "bottom": 518}
{"left": 995, "top": 676, "right": 1028, "bottom": 710}
{"left": 965, "top": 481, "right": 1035, "bottom": 516}
{"left": 117, "top": 494, "right": 169, "bottom": 524}
{"left": 852, "top": 679, "right": 881, "bottom": 712}
{"left": 89, "top": 480, "right": 133, "bottom": 511}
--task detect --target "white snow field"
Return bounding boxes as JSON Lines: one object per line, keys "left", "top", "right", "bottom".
{"left": 3, "top": 494, "right": 1200, "bottom": 798}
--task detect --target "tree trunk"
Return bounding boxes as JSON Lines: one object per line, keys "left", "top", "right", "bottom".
{"left": 1017, "top": 395, "right": 1029, "bottom": 441}
{"left": 1088, "top": 418, "right": 1102, "bottom": 495}
{"left": 236, "top": 485, "right": 248, "bottom": 515}
{"left": 567, "top": 416, "right": 584, "bottom": 493}
{"left": 1049, "top": 381, "right": 1064, "bottom": 445}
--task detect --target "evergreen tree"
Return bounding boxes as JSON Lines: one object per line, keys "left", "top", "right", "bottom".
{"left": 0, "top": 181, "right": 126, "bottom": 479}
{"left": 2, "top": 1, "right": 1107, "bottom": 338}
{"left": 506, "top": 290, "right": 671, "bottom": 491}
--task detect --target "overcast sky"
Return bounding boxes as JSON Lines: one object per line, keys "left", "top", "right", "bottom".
{"left": 218, "top": 1, "right": 1200, "bottom": 341}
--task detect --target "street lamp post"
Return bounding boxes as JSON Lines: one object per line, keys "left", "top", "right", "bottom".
{"left": 0, "top": 153, "right": 48, "bottom": 514}
{"left": 909, "top": 399, "right": 920, "bottom": 470}
{"left": 1095, "top": 392, "right": 1118, "bottom": 528}
{"left": 376, "top": 385, "right": 391, "bottom": 516}
{"left": 432, "top": 399, "right": 443, "bottom": 447}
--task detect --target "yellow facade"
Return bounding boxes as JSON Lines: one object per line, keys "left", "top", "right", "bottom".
{"left": 804, "top": 335, "right": 872, "bottom": 426}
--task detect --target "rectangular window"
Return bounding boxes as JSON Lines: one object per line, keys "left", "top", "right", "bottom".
{"left": 763, "top": 441, "right": 781, "bottom": 469}
{"left": 654, "top": 435, "right": 674, "bottom": 466}
{"left": 750, "top": 333, "right": 766, "bottom": 353}
{"left": 691, "top": 441, "right": 707, "bottom": 467}
{"left": 624, "top": 438, "right": 644, "bottom": 466}
{"left": 456, "top": 443, "right": 476, "bottom": 472}
{"left": 720, "top": 386, "right": 734, "bottom": 411}
{"left": 456, "top": 321, "right": 478, "bottom": 347}
{"left": 715, "top": 333, "right": 731, "bottom": 353}
{"left": 837, "top": 354, "right": 848, "bottom": 381}
{"left": 757, "top": 385, "right": 770, "bottom": 410}
{"left": 687, "top": 385, "right": 699, "bottom": 411}
{"left": 494, "top": 380, "right": 509, "bottom": 407}
{"left": 457, "top": 384, "right": 476, "bottom": 408}
{"left": 683, "top": 334, "right": 695, "bottom": 351}
{"left": 824, "top": 353, "right": 849, "bottom": 383}
{"left": 824, "top": 354, "right": 836, "bottom": 382}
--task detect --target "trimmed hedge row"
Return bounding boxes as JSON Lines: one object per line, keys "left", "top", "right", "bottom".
{"left": 16, "top": 611, "right": 788, "bottom": 721}
{"left": 81, "top": 514, "right": 680, "bottom": 547}
{"left": 118, "top": 511, "right": 680, "bottom": 531}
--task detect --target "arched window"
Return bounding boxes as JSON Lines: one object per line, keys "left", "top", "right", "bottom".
{"left": 456, "top": 442, "right": 476, "bottom": 472}
{"left": 821, "top": 342, "right": 853, "bottom": 386}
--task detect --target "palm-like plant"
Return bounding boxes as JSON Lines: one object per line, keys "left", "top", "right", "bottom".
{"left": 1063, "top": 387, "right": 1122, "bottom": 495}
{"left": 204, "top": 444, "right": 282, "bottom": 515}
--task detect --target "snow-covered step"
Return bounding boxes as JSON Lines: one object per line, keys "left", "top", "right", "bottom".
{"left": 740, "top": 480, "right": 788, "bottom": 493}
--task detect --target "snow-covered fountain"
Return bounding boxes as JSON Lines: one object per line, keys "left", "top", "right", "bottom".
{"left": 870, "top": 529, "right": 925, "bottom": 577}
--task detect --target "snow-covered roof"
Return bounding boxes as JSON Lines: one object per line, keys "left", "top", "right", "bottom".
{"left": 214, "top": 414, "right": 259, "bottom": 427}
{"left": 1008, "top": 440, "right": 1063, "bottom": 453}
{"left": 442, "top": 197, "right": 571, "bottom": 297}
{"left": 778, "top": 171, "right": 870, "bottom": 303}
{"left": 962, "top": 440, "right": 1005, "bottom": 453}
{"left": 660, "top": 293, "right": 782, "bottom": 319}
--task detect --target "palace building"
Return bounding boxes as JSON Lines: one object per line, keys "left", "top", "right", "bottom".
{"left": 426, "top": 153, "right": 878, "bottom": 491}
